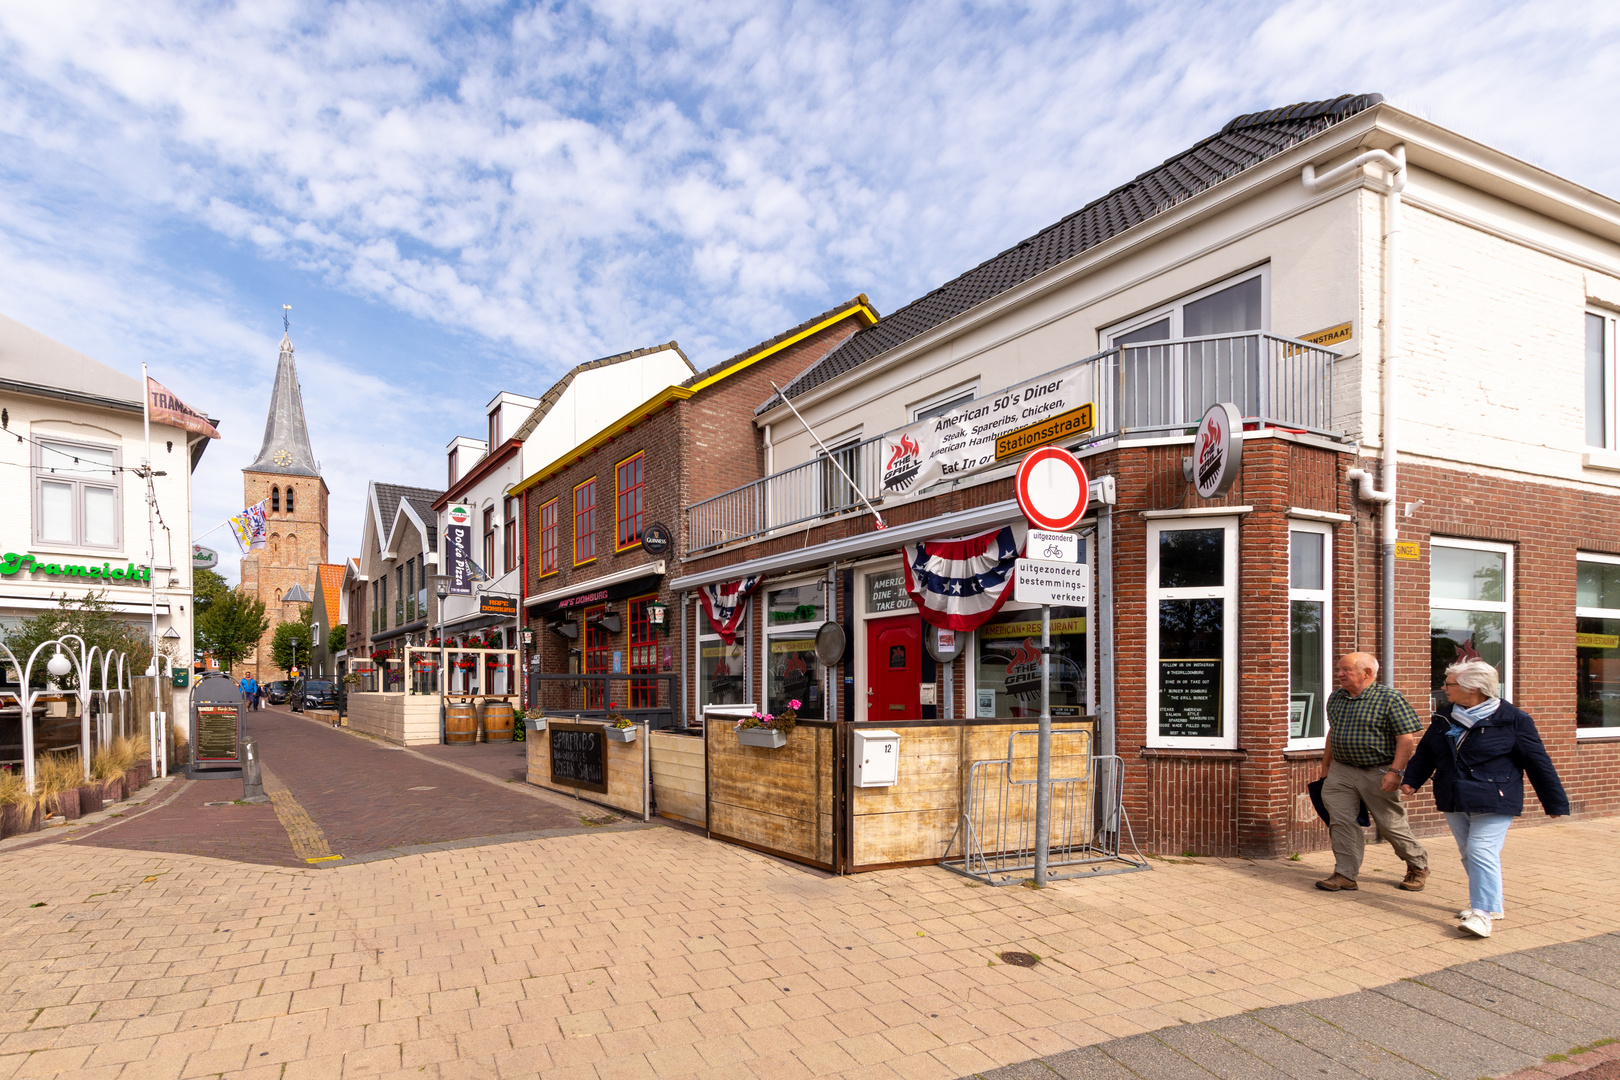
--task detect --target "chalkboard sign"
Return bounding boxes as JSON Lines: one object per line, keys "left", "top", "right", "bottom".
{"left": 195, "top": 704, "right": 241, "bottom": 762}
{"left": 549, "top": 722, "right": 608, "bottom": 793}
{"left": 1158, "top": 659, "right": 1221, "bottom": 738}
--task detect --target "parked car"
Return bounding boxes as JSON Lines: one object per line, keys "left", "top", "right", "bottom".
{"left": 265, "top": 680, "right": 291, "bottom": 705}
{"left": 300, "top": 679, "right": 338, "bottom": 712}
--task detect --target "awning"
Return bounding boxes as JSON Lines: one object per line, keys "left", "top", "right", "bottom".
{"left": 525, "top": 560, "right": 666, "bottom": 617}
{"left": 669, "top": 499, "right": 1023, "bottom": 592}
{"left": 442, "top": 612, "right": 511, "bottom": 635}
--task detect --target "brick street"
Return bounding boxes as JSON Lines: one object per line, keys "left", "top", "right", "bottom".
{"left": 1, "top": 713, "right": 1617, "bottom": 1080}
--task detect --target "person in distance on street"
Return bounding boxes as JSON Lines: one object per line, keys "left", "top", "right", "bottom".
{"left": 1400, "top": 660, "right": 1567, "bottom": 938}
{"left": 1316, "top": 652, "right": 1430, "bottom": 893}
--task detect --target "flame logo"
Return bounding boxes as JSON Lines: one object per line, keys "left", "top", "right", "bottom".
{"left": 786, "top": 652, "right": 808, "bottom": 675}
{"left": 886, "top": 433, "right": 920, "bottom": 469}
{"left": 1199, "top": 412, "right": 1223, "bottom": 463}
{"left": 1008, "top": 639, "right": 1042, "bottom": 669}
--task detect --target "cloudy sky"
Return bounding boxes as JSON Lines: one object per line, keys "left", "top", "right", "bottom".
{"left": 2, "top": 0, "right": 1616, "bottom": 579}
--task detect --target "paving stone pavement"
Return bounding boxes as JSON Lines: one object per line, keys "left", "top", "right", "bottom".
{"left": 1, "top": 787, "right": 1618, "bottom": 1080}
{"left": 964, "top": 933, "right": 1620, "bottom": 1080}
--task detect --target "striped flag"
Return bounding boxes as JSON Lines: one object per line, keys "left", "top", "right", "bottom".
{"left": 900, "top": 524, "right": 1026, "bottom": 631}
{"left": 698, "top": 575, "right": 762, "bottom": 644}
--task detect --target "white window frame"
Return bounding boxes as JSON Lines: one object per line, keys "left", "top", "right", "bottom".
{"left": 695, "top": 601, "right": 749, "bottom": 719}
{"left": 1429, "top": 536, "right": 1514, "bottom": 703}
{"left": 1100, "top": 265, "right": 1271, "bottom": 346}
{"left": 758, "top": 576, "right": 829, "bottom": 720}
{"left": 1576, "top": 551, "right": 1620, "bottom": 739}
{"left": 32, "top": 436, "right": 123, "bottom": 552}
{"left": 1287, "top": 522, "right": 1333, "bottom": 750}
{"left": 1587, "top": 308, "right": 1617, "bottom": 451}
{"left": 911, "top": 383, "right": 979, "bottom": 422}
{"left": 1146, "top": 517, "right": 1240, "bottom": 749}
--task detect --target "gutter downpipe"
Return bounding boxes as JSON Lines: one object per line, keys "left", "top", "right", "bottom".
{"left": 1303, "top": 146, "right": 1405, "bottom": 685}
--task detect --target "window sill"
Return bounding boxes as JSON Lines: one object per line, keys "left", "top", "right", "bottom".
{"left": 1576, "top": 728, "right": 1620, "bottom": 741}
{"left": 1283, "top": 747, "right": 1326, "bottom": 760}
{"left": 1139, "top": 746, "right": 1247, "bottom": 761}
{"left": 25, "top": 545, "right": 129, "bottom": 561}
{"left": 1583, "top": 448, "right": 1620, "bottom": 473}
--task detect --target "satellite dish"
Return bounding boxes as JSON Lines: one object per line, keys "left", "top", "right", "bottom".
{"left": 814, "top": 622, "right": 847, "bottom": 666}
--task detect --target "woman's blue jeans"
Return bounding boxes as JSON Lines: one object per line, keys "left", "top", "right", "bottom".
{"left": 1443, "top": 812, "right": 1514, "bottom": 915}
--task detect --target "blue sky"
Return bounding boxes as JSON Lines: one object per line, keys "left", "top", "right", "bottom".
{"left": 2, "top": 0, "right": 1617, "bottom": 581}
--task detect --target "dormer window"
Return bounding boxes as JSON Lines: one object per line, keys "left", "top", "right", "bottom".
{"left": 488, "top": 409, "right": 501, "bottom": 450}
{"left": 448, "top": 447, "right": 458, "bottom": 487}
{"left": 271, "top": 486, "right": 281, "bottom": 512}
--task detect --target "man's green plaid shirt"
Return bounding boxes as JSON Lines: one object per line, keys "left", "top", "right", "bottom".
{"left": 1326, "top": 682, "right": 1422, "bottom": 766}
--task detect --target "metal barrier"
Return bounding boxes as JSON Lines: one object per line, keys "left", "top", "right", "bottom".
{"left": 943, "top": 733, "right": 1147, "bottom": 885}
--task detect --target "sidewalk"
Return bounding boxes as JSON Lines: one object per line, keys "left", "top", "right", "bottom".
{"left": 2, "top": 788, "right": 1617, "bottom": 1079}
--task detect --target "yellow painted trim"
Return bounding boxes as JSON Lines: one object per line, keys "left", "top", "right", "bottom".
{"left": 509, "top": 301, "right": 878, "bottom": 496}
{"left": 614, "top": 449, "right": 646, "bottom": 552}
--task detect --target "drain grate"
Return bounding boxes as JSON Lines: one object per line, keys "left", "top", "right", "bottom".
{"left": 997, "top": 951, "right": 1039, "bottom": 967}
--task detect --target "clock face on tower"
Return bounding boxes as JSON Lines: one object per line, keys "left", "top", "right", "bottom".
{"left": 273, "top": 448, "right": 292, "bottom": 467}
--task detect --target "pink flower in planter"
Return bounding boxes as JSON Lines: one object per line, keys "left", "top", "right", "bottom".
{"left": 788, "top": 699, "right": 801, "bottom": 710}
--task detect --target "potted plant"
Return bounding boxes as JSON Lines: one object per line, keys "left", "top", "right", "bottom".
{"left": 736, "top": 700, "right": 799, "bottom": 748}
{"left": 0, "top": 766, "right": 35, "bottom": 839}
{"left": 603, "top": 704, "right": 636, "bottom": 743}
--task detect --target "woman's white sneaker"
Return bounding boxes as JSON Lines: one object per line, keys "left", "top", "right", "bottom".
{"left": 1457, "top": 909, "right": 1504, "bottom": 921}
{"left": 1459, "top": 911, "right": 1493, "bottom": 937}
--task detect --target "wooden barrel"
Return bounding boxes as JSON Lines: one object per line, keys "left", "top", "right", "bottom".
{"left": 445, "top": 702, "right": 478, "bottom": 744}
{"left": 482, "top": 700, "right": 514, "bottom": 743}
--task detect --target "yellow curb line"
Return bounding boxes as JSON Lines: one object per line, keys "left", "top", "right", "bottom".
{"left": 259, "top": 764, "right": 339, "bottom": 863}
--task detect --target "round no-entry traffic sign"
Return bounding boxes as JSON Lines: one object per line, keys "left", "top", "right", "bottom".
{"left": 1015, "top": 446, "right": 1089, "bottom": 531}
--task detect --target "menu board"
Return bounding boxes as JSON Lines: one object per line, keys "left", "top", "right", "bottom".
{"left": 1158, "top": 660, "right": 1221, "bottom": 738}
{"left": 549, "top": 723, "right": 608, "bottom": 793}
{"left": 195, "top": 704, "right": 241, "bottom": 762}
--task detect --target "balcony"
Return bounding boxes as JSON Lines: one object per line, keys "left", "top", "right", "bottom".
{"left": 687, "top": 331, "right": 1339, "bottom": 554}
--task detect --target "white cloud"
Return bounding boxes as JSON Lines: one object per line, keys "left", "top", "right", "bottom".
{"left": 1, "top": 0, "right": 1617, "bottom": 572}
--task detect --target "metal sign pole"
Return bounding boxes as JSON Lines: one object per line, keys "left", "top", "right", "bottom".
{"left": 1034, "top": 603, "right": 1052, "bottom": 886}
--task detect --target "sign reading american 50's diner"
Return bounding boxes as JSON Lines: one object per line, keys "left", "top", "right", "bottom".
{"left": 877, "top": 367, "right": 1094, "bottom": 502}
{"left": 2, "top": 552, "right": 153, "bottom": 585}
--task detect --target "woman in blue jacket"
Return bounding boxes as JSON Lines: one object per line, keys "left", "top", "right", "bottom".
{"left": 1401, "top": 659, "right": 1567, "bottom": 938}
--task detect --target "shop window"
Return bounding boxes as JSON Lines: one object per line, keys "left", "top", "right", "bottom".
{"left": 764, "top": 582, "right": 827, "bottom": 719}
{"left": 616, "top": 452, "right": 645, "bottom": 550}
{"left": 1577, "top": 553, "right": 1620, "bottom": 736}
{"left": 503, "top": 496, "right": 518, "bottom": 573}
{"left": 583, "top": 604, "right": 609, "bottom": 708}
{"left": 697, "top": 614, "right": 747, "bottom": 715}
{"left": 628, "top": 596, "right": 659, "bottom": 708}
{"left": 1288, "top": 524, "right": 1332, "bottom": 746}
{"left": 1589, "top": 310, "right": 1616, "bottom": 450}
{"left": 573, "top": 478, "right": 597, "bottom": 565}
{"left": 1102, "top": 269, "right": 1268, "bottom": 430}
{"left": 33, "top": 438, "right": 120, "bottom": 549}
{"left": 1147, "top": 519, "right": 1239, "bottom": 748}
{"left": 974, "top": 604, "right": 1087, "bottom": 718}
{"left": 1430, "top": 538, "right": 1512, "bottom": 704}
{"left": 539, "top": 498, "right": 559, "bottom": 577}
{"left": 483, "top": 506, "right": 496, "bottom": 577}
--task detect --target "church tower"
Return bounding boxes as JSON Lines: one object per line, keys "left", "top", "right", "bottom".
{"left": 240, "top": 331, "right": 329, "bottom": 682}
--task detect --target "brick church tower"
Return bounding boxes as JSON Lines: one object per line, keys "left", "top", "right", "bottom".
{"left": 239, "top": 332, "right": 329, "bottom": 683}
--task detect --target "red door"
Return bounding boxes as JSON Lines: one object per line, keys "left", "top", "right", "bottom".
{"left": 867, "top": 615, "right": 921, "bottom": 720}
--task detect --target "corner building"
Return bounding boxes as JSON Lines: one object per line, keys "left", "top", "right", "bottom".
{"left": 670, "top": 94, "right": 1620, "bottom": 863}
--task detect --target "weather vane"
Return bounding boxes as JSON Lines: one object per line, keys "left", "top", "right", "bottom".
{"left": 283, "top": 304, "right": 291, "bottom": 333}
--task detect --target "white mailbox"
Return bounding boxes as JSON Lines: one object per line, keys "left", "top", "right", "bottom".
{"left": 852, "top": 728, "right": 901, "bottom": 787}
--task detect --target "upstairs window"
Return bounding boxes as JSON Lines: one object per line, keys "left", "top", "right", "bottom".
{"left": 447, "top": 447, "right": 459, "bottom": 488}
{"left": 616, "top": 452, "right": 645, "bottom": 550}
{"left": 503, "top": 496, "right": 518, "bottom": 573}
{"left": 1588, "top": 310, "right": 1616, "bottom": 450}
{"left": 573, "top": 478, "right": 597, "bottom": 565}
{"left": 488, "top": 409, "right": 501, "bottom": 449}
{"left": 34, "top": 438, "right": 120, "bottom": 549}
{"left": 539, "top": 498, "right": 559, "bottom": 577}
{"left": 483, "top": 507, "right": 496, "bottom": 577}
{"left": 395, "top": 566, "right": 404, "bottom": 624}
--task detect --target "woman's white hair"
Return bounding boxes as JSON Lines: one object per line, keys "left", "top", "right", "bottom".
{"left": 1446, "top": 659, "right": 1501, "bottom": 699}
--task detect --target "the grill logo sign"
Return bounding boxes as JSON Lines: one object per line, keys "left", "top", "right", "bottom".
{"left": 882, "top": 433, "right": 925, "bottom": 493}
{"left": 1193, "top": 402, "right": 1243, "bottom": 499}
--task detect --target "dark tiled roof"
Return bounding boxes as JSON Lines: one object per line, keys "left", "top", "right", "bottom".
{"left": 761, "top": 94, "right": 1383, "bottom": 413}
{"left": 372, "top": 482, "right": 445, "bottom": 552}
{"left": 682, "top": 295, "right": 878, "bottom": 390}
{"left": 513, "top": 342, "right": 694, "bottom": 442}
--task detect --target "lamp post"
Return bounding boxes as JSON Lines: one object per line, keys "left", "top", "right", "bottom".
{"left": 0, "top": 636, "right": 112, "bottom": 794}
{"left": 435, "top": 577, "right": 450, "bottom": 743}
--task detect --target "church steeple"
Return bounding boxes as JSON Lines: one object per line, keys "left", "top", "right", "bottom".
{"left": 245, "top": 332, "right": 320, "bottom": 477}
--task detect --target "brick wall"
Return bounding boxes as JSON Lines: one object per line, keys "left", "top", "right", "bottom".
{"left": 239, "top": 471, "right": 329, "bottom": 681}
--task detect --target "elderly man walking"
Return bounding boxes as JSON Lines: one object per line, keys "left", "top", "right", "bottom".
{"left": 1316, "top": 652, "right": 1429, "bottom": 892}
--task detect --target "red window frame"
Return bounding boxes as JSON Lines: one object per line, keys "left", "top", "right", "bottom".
{"left": 503, "top": 496, "right": 518, "bottom": 573}
{"left": 573, "top": 477, "right": 597, "bottom": 565}
{"left": 583, "top": 604, "right": 609, "bottom": 709}
{"left": 628, "top": 594, "right": 658, "bottom": 708}
{"left": 615, "top": 451, "right": 645, "bottom": 551}
{"left": 483, "top": 506, "right": 496, "bottom": 577}
{"left": 539, "top": 498, "right": 559, "bottom": 577}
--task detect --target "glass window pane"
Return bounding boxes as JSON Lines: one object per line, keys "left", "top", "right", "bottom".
{"left": 699, "top": 639, "right": 746, "bottom": 709}
{"left": 82, "top": 486, "right": 116, "bottom": 546}
{"left": 1577, "top": 616, "right": 1620, "bottom": 728}
{"left": 1430, "top": 608, "right": 1506, "bottom": 698}
{"left": 40, "top": 481, "right": 74, "bottom": 542}
{"left": 1114, "top": 317, "right": 1170, "bottom": 346}
{"left": 1290, "top": 531, "right": 1324, "bottom": 591}
{"left": 1183, "top": 276, "right": 1262, "bottom": 335}
{"left": 1159, "top": 529, "right": 1224, "bottom": 588}
{"left": 1577, "top": 561, "right": 1620, "bottom": 610}
{"left": 1158, "top": 598, "right": 1223, "bottom": 738}
{"left": 1431, "top": 545, "right": 1506, "bottom": 602}
{"left": 766, "top": 633, "right": 825, "bottom": 719}
{"left": 1290, "top": 600, "right": 1326, "bottom": 738}
{"left": 1589, "top": 312, "right": 1607, "bottom": 449}
{"left": 975, "top": 606, "right": 1087, "bottom": 718}
{"left": 766, "top": 584, "right": 825, "bottom": 626}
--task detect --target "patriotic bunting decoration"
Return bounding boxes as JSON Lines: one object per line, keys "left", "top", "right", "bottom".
{"left": 901, "top": 523, "right": 1027, "bottom": 631}
{"left": 698, "top": 575, "right": 763, "bottom": 643}
{"left": 229, "top": 500, "right": 269, "bottom": 554}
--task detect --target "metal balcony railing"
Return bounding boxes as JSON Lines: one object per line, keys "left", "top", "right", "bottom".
{"left": 687, "top": 331, "right": 1338, "bottom": 554}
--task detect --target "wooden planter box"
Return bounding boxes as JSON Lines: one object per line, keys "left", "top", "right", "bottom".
{"left": 736, "top": 728, "right": 787, "bottom": 749}
{"left": 604, "top": 726, "right": 637, "bottom": 743}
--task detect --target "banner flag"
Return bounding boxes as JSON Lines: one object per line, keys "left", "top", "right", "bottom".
{"left": 697, "top": 575, "right": 762, "bottom": 644}
{"left": 445, "top": 524, "right": 473, "bottom": 595}
{"left": 147, "top": 377, "right": 220, "bottom": 440}
{"left": 228, "top": 500, "right": 269, "bottom": 554}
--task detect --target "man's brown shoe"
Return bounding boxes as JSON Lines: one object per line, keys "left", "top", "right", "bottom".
{"left": 1315, "top": 873, "right": 1358, "bottom": 891}
{"left": 1399, "top": 866, "right": 1429, "bottom": 892}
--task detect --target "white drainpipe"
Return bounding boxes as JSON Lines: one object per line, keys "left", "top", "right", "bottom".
{"left": 1304, "top": 145, "right": 1406, "bottom": 685}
